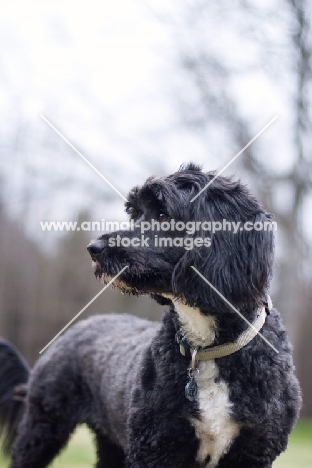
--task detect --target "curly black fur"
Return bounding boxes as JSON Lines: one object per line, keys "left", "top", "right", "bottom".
{"left": 0, "top": 163, "right": 301, "bottom": 468}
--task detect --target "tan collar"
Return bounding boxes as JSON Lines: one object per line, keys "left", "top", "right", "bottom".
{"left": 178, "top": 303, "right": 269, "bottom": 361}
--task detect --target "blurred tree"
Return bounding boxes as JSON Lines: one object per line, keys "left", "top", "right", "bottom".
{"left": 287, "top": 0, "right": 312, "bottom": 418}
{"left": 0, "top": 201, "right": 45, "bottom": 364}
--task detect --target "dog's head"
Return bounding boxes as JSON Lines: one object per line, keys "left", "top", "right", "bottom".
{"left": 88, "top": 163, "right": 274, "bottom": 313}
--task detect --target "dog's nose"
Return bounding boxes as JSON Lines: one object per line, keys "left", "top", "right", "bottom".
{"left": 87, "top": 240, "right": 105, "bottom": 256}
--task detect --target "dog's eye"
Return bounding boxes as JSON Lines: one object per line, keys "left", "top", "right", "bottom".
{"left": 157, "top": 213, "right": 170, "bottom": 222}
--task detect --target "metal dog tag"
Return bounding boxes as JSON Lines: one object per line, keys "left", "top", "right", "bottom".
{"left": 185, "top": 376, "right": 198, "bottom": 401}
{"left": 185, "top": 348, "right": 199, "bottom": 401}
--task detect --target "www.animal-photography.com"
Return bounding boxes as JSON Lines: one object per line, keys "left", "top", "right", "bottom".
{"left": 0, "top": 1, "right": 311, "bottom": 468}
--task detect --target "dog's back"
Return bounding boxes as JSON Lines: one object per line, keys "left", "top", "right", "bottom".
{"left": 0, "top": 314, "right": 160, "bottom": 467}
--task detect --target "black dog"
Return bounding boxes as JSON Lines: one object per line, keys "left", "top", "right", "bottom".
{"left": 0, "top": 163, "right": 301, "bottom": 467}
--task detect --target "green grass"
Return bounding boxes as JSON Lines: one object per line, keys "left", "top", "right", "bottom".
{"left": 0, "top": 420, "right": 311, "bottom": 467}
{"left": 274, "top": 419, "right": 312, "bottom": 468}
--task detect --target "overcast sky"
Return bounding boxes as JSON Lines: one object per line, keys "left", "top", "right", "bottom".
{"left": 0, "top": 0, "right": 309, "bottom": 245}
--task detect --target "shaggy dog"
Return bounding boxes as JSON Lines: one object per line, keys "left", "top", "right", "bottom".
{"left": 0, "top": 163, "right": 301, "bottom": 467}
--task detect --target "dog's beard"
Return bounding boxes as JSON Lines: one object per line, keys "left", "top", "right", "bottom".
{"left": 99, "top": 272, "right": 142, "bottom": 296}
{"left": 92, "top": 260, "right": 145, "bottom": 296}
{"left": 92, "top": 260, "right": 157, "bottom": 296}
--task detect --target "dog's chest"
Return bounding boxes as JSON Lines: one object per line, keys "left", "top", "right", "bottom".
{"left": 191, "top": 361, "right": 239, "bottom": 468}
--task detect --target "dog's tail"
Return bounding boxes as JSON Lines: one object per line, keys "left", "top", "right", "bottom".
{"left": 0, "top": 338, "right": 30, "bottom": 454}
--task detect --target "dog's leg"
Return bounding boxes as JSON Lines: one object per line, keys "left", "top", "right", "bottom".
{"left": 9, "top": 402, "right": 77, "bottom": 468}
{"left": 125, "top": 412, "right": 198, "bottom": 468}
{"left": 94, "top": 433, "right": 125, "bottom": 468}
{"left": 217, "top": 427, "right": 277, "bottom": 468}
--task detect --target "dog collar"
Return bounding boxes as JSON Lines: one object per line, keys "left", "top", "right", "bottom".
{"left": 177, "top": 297, "right": 272, "bottom": 361}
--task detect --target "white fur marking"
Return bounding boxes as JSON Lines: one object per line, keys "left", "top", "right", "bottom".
{"left": 173, "top": 300, "right": 240, "bottom": 467}
{"left": 172, "top": 300, "right": 216, "bottom": 347}
{"left": 192, "top": 361, "right": 239, "bottom": 467}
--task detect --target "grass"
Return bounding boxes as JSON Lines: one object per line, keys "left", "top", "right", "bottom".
{"left": 274, "top": 419, "right": 312, "bottom": 468}
{"left": 0, "top": 420, "right": 311, "bottom": 467}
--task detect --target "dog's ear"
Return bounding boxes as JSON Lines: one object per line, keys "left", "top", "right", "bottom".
{"left": 172, "top": 211, "right": 274, "bottom": 311}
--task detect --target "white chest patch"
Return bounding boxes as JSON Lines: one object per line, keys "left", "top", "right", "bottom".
{"left": 171, "top": 299, "right": 216, "bottom": 347}
{"left": 192, "top": 361, "right": 239, "bottom": 467}
{"left": 172, "top": 299, "right": 240, "bottom": 467}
